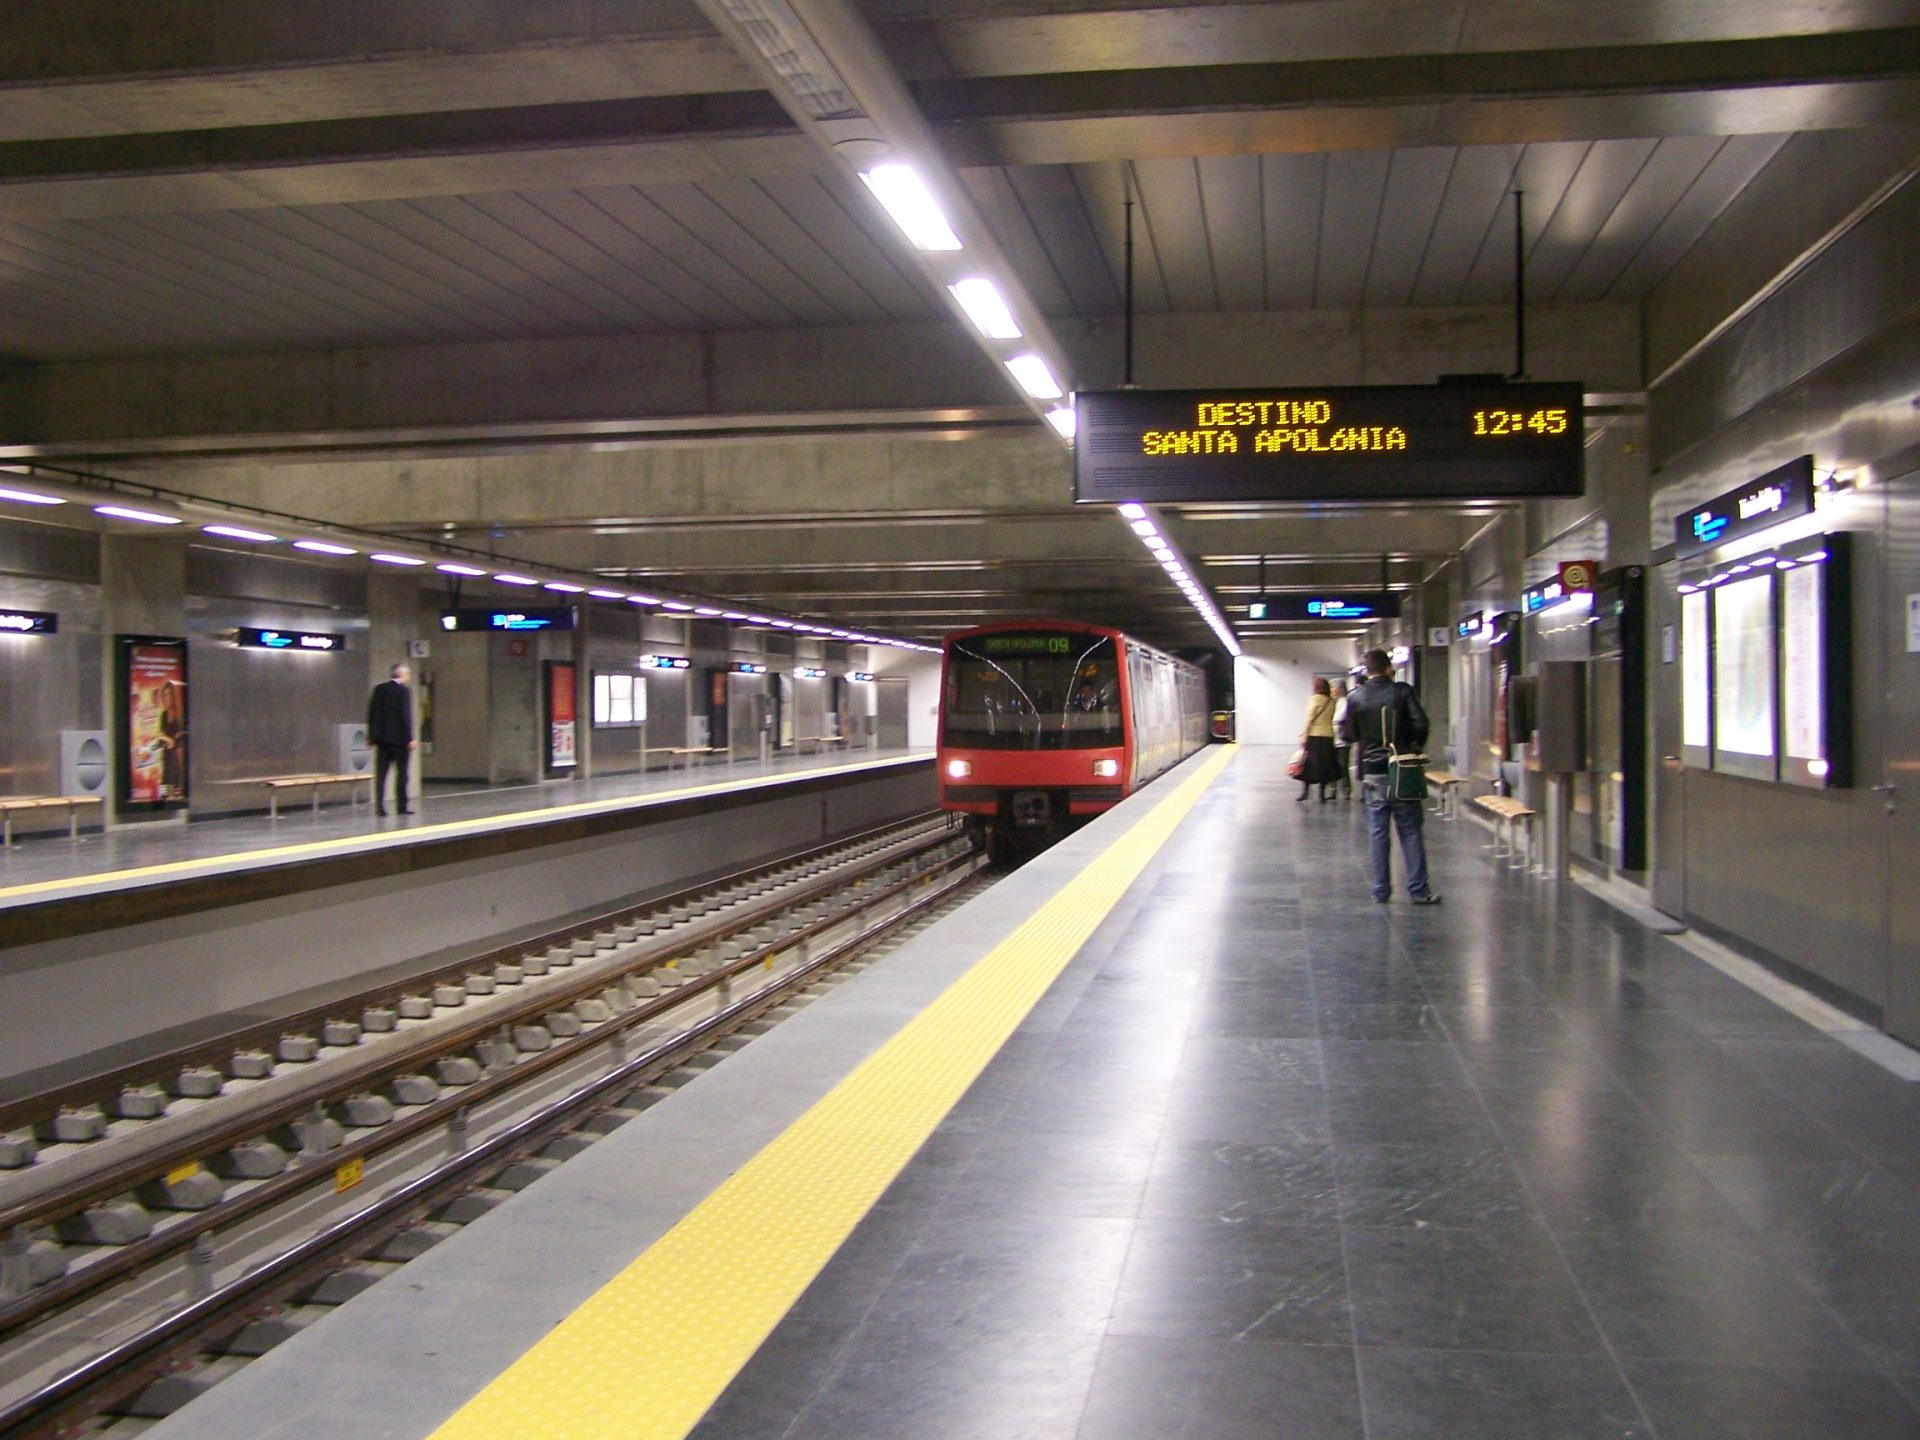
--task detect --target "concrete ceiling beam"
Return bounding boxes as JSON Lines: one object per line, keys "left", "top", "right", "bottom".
{"left": 7, "top": 301, "right": 1640, "bottom": 458}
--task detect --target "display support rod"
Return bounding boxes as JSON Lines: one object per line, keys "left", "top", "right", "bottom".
{"left": 1123, "top": 189, "right": 1136, "bottom": 388}
{"left": 1511, "top": 190, "right": 1526, "bottom": 381}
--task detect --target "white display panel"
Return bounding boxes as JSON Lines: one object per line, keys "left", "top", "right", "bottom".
{"left": 1681, "top": 589, "right": 1711, "bottom": 753}
{"left": 1781, "top": 561, "right": 1826, "bottom": 782}
{"left": 592, "top": 672, "right": 645, "bottom": 728}
{"left": 1711, "top": 573, "right": 1776, "bottom": 778}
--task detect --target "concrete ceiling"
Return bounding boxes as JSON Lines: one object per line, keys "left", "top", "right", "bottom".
{"left": 0, "top": 1, "right": 1914, "bottom": 647}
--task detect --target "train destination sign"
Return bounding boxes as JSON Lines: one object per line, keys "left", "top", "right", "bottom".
{"left": 0, "top": 609, "right": 57, "bottom": 634}
{"left": 1074, "top": 383, "right": 1584, "bottom": 504}
{"left": 1673, "top": 455, "right": 1815, "bottom": 559}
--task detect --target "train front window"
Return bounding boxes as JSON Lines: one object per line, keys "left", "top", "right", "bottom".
{"left": 944, "top": 632, "right": 1123, "bottom": 750}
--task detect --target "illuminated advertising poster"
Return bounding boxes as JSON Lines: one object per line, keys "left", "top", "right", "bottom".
{"left": 118, "top": 636, "right": 189, "bottom": 809}
{"left": 545, "top": 660, "right": 577, "bottom": 772}
{"left": 1681, "top": 591, "right": 1710, "bottom": 752}
{"left": 1782, "top": 561, "right": 1824, "bottom": 774}
{"left": 1712, "top": 575, "right": 1776, "bottom": 778}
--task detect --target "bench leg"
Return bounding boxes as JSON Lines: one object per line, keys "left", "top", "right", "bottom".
{"left": 2, "top": 813, "right": 11, "bottom": 848}
{"left": 1510, "top": 819, "right": 1529, "bottom": 871}
{"left": 311, "top": 787, "right": 321, "bottom": 815}
{"left": 68, "top": 806, "right": 79, "bottom": 842}
{"left": 269, "top": 793, "right": 279, "bottom": 821}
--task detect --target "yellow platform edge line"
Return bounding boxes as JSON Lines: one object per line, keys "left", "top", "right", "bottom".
{"left": 0, "top": 754, "right": 924, "bottom": 905}
{"left": 425, "top": 744, "right": 1235, "bottom": 1440}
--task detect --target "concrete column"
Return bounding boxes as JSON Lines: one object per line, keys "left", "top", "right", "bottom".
{"left": 366, "top": 574, "right": 423, "bottom": 803}
{"left": 574, "top": 603, "right": 592, "bottom": 781}
{"left": 100, "top": 532, "right": 187, "bottom": 826}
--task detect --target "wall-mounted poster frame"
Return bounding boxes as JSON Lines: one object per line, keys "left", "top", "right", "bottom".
{"left": 1676, "top": 532, "right": 1850, "bottom": 789}
{"left": 592, "top": 671, "right": 645, "bottom": 729}
{"left": 543, "top": 659, "right": 577, "bottom": 774}
{"left": 116, "top": 634, "right": 189, "bottom": 811}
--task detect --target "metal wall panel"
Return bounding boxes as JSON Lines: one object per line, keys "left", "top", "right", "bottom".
{"left": 183, "top": 594, "right": 369, "bottom": 815}
{"left": 1880, "top": 461, "right": 1920, "bottom": 1043}
{"left": 0, "top": 577, "right": 101, "bottom": 828}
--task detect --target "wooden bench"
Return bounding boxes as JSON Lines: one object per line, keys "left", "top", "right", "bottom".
{"left": 1473, "top": 795, "right": 1537, "bottom": 870}
{"left": 1424, "top": 769, "right": 1470, "bottom": 820}
{"left": 0, "top": 794, "right": 104, "bottom": 846}
{"left": 259, "top": 773, "right": 371, "bottom": 819}
{"left": 659, "top": 746, "right": 722, "bottom": 773}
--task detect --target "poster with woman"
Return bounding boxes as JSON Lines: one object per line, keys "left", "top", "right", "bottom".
{"left": 118, "top": 635, "right": 189, "bottom": 808}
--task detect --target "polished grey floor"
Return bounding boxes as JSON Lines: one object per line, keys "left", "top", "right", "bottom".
{"left": 0, "top": 747, "right": 925, "bottom": 899}
{"left": 697, "top": 748, "right": 1920, "bottom": 1440}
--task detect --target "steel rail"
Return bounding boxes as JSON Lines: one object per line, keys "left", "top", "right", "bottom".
{"left": 0, "top": 858, "right": 986, "bottom": 1440}
{"left": 0, "top": 812, "right": 948, "bottom": 1137}
{"left": 0, "top": 837, "right": 974, "bottom": 1341}
{"left": 0, "top": 816, "right": 951, "bottom": 1238}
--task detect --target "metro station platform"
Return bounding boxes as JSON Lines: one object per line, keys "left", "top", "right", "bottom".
{"left": 142, "top": 747, "right": 1920, "bottom": 1440}
{"left": 0, "top": 748, "right": 930, "bottom": 913}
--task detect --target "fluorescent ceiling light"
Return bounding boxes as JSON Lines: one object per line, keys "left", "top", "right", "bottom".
{"left": 859, "top": 165, "right": 962, "bottom": 251}
{"left": 294, "top": 539, "right": 356, "bottom": 555}
{"left": 695, "top": 607, "right": 722, "bottom": 616}
{"left": 628, "top": 593, "right": 661, "bottom": 605}
{"left": 1045, "top": 407, "right": 1076, "bottom": 439}
{"left": 1130, "top": 519, "right": 1158, "bottom": 538}
{"left": 1117, "top": 503, "right": 1146, "bottom": 520}
{"left": 748, "top": 615, "right": 772, "bottom": 624}
{"left": 830, "top": 628, "right": 851, "bottom": 638}
{"left": 204, "top": 524, "right": 277, "bottom": 543}
{"left": 947, "top": 278, "right": 1021, "bottom": 339}
{"left": 588, "top": 588, "right": 626, "bottom": 599}
{"left": 437, "top": 562, "right": 486, "bottom": 576}
{"left": 493, "top": 573, "right": 539, "bottom": 585}
{"left": 0, "top": 485, "right": 65, "bottom": 506}
{"left": 544, "top": 581, "right": 585, "bottom": 593}
{"left": 722, "top": 611, "right": 747, "bottom": 620}
{"left": 663, "top": 601, "right": 693, "bottom": 611}
{"left": 1005, "top": 354, "right": 1063, "bottom": 400}
{"left": 771, "top": 619, "right": 796, "bottom": 628}
{"left": 96, "top": 504, "right": 180, "bottom": 526}
{"left": 370, "top": 552, "right": 424, "bottom": 566}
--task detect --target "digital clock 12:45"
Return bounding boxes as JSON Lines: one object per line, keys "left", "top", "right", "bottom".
{"left": 1473, "top": 408, "right": 1570, "bottom": 437}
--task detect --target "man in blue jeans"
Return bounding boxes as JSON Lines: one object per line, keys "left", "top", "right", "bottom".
{"left": 1342, "top": 649, "right": 1441, "bottom": 905}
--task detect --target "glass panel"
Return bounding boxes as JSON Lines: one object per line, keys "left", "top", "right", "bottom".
{"left": 943, "top": 632, "right": 1123, "bottom": 750}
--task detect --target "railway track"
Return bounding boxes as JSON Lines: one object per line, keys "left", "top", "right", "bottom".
{"left": 0, "top": 813, "right": 984, "bottom": 1438}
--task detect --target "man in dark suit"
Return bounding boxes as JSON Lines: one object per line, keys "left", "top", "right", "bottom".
{"left": 367, "top": 662, "right": 415, "bottom": 816}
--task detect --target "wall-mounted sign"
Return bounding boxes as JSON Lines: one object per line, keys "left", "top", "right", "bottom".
{"left": 1246, "top": 598, "right": 1269, "bottom": 620}
{"left": 1427, "top": 627, "right": 1451, "bottom": 648}
{"left": 1521, "top": 577, "right": 1571, "bottom": 614}
{"left": 1254, "top": 593, "right": 1403, "bottom": 622}
{"left": 733, "top": 661, "right": 768, "bottom": 674}
{"left": 440, "top": 606, "right": 576, "bottom": 633}
{"left": 643, "top": 653, "right": 690, "bottom": 670}
{"left": 0, "top": 609, "right": 57, "bottom": 634}
{"left": 848, "top": 671, "right": 876, "bottom": 682}
{"left": 237, "top": 627, "right": 342, "bottom": 652}
{"left": 1073, "top": 382, "right": 1585, "bottom": 504}
{"left": 1456, "top": 612, "right": 1485, "bottom": 640}
{"left": 117, "top": 635, "right": 188, "bottom": 811}
{"left": 796, "top": 666, "right": 827, "bottom": 679}
{"left": 1674, "top": 455, "right": 1815, "bottom": 558}
{"left": 1557, "top": 559, "right": 1599, "bottom": 592}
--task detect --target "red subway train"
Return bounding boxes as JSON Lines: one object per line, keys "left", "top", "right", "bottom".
{"left": 938, "top": 619, "right": 1210, "bottom": 855}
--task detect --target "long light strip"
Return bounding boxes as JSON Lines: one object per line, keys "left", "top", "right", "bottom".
{"left": 1116, "top": 503, "right": 1240, "bottom": 656}
{"left": 96, "top": 504, "right": 181, "bottom": 526}
{"left": 0, "top": 485, "right": 65, "bottom": 506}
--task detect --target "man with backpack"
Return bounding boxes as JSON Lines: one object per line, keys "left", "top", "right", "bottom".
{"left": 1342, "top": 649, "right": 1441, "bottom": 906}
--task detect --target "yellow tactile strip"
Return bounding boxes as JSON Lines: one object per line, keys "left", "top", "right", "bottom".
{"left": 427, "top": 744, "right": 1236, "bottom": 1440}
{"left": 0, "top": 754, "right": 925, "bottom": 907}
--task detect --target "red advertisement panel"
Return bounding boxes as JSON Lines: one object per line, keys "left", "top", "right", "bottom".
{"left": 119, "top": 636, "right": 189, "bottom": 809}
{"left": 545, "top": 660, "right": 577, "bottom": 772}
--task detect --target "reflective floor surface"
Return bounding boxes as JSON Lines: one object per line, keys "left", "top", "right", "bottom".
{"left": 697, "top": 748, "right": 1920, "bottom": 1439}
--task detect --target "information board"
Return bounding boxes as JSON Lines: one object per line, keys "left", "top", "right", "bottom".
{"left": 441, "top": 606, "right": 575, "bottom": 633}
{"left": 1681, "top": 590, "right": 1710, "bottom": 755}
{"left": 1254, "top": 593, "right": 1401, "bottom": 622}
{"left": 1074, "top": 382, "right": 1584, "bottom": 503}
{"left": 1674, "top": 455, "right": 1815, "bottom": 558}
{"left": 1711, "top": 574, "right": 1776, "bottom": 779}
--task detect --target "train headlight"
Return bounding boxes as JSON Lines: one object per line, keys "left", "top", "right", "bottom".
{"left": 945, "top": 759, "right": 973, "bottom": 780}
{"left": 1092, "top": 758, "right": 1120, "bottom": 778}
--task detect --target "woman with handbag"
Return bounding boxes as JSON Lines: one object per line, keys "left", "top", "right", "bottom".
{"left": 1297, "top": 677, "right": 1339, "bottom": 802}
{"left": 1343, "top": 650, "right": 1441, "bottom": 904}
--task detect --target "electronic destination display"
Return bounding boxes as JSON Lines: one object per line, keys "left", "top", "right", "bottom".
{"left": 1254, "top": 594, "right": 1402, "bottom": 622}
{"left": 1073, "top": 383, "right": 1584, "bottom": 504}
